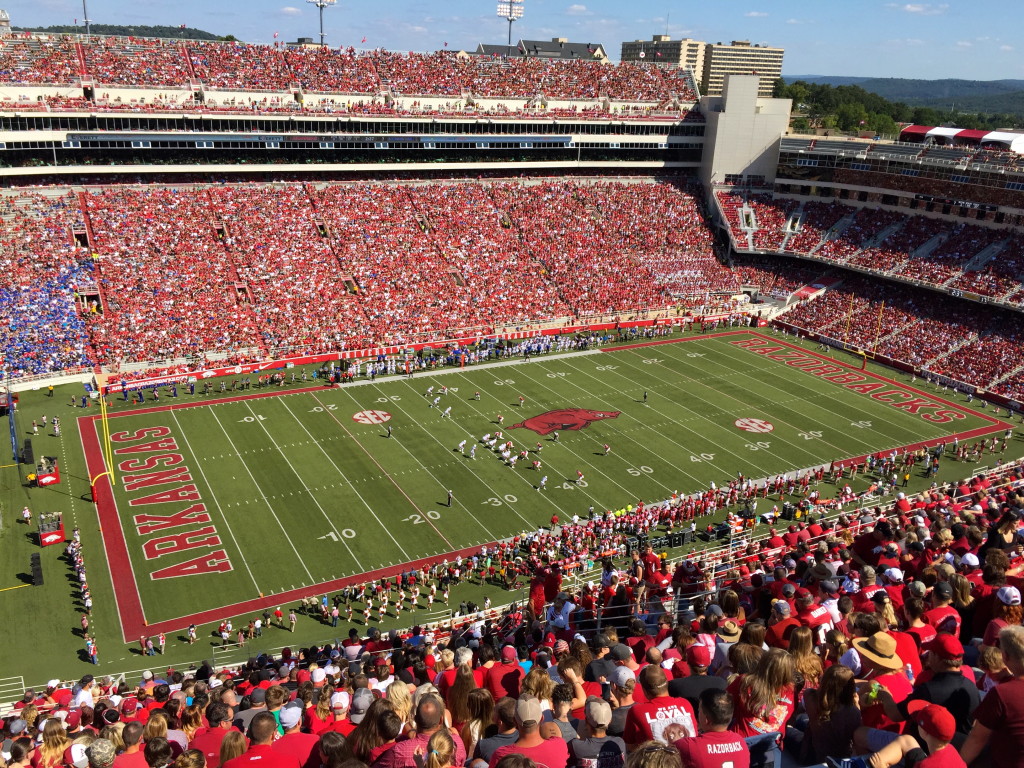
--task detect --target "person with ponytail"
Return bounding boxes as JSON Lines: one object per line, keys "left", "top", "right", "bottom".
{"left": 412, "top": 730, "right": 454, "bottom": 768}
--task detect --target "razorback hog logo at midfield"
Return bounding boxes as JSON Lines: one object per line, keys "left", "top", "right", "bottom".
{"left": 511, "top": 408, "right": 621, "bottom": 436}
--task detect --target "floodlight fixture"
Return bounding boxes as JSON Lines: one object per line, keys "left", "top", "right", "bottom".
{"left": 496, "top": 0, "right": 524, "bottom": 47}
{"left": 306, "top": 0, "right": 338, "bottom": 47}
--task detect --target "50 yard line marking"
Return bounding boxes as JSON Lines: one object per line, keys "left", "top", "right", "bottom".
{"left": 208, "top": 407, "right": 316, "bottom": 584}
{"left": 169, "top": 409, "right": 263, "bottom": 596}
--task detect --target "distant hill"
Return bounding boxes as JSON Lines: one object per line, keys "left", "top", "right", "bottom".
{"left": 783, "top": 76, "right": 1024, "bottom": 117}
{"left": 11, "top": 24, "right": 228, "bottom": 41}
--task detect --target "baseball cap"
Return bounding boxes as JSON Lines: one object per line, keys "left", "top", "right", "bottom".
{"left": 311, "top": 668, "right": 327, "bottom": 683}
{"left": 68, "top": 744, "right": 90, "bottom": 768}
{"left": 611, "top": 667, "right": 635, "bottom": 688}
{"left": 907, "top": 702, "right": 956, "bottom": 743}
{"left": 960, "top": 552, "right": 980, "bottom": 569}
{"left": 142, "top": 670, "right": 153, "bottom": 681}
{"left": 591, "top": 634, "right": 611, "bottom": 650}
{"left": 926, "top": 634, "right": 964, "bottom": 660}
{"left": 609, "top": 644, "right": 633, "bottom": 663}
{"left": 933, "top": 582, "right": 953, "bottom": 600}
{"left": 350, "top": 689, "right": 375, "bottom": 724}
{"left": 515, "top": 695, "right": 542, "bottom": 726}
{"left": 65, "top": 711, "right": 81, "bottom": 729}
{"left": 998, "top": 586, "right": 1022, "bottom": 606}
{"left": 249, "top": 688, "right": 267, "bottom": 704}
{"left": 705, "top": 604, "right": 725, "bottom": 617}
{"left": 86, "top": 739, "right": 117, "bottom": 768}
{"left": 330, "top": 691, "right": 351, "bottom": 711}
{"left": 773, "top": 600, "right": 791, "bottom": 616}
{"left": 554, "top": 640, "right": 570, "bottom": 655}
{"left": 686, "top": 644, "right": 712, "bottom": 668}
{"left": 501, "top": 645, "right": 518, "bottom": 662}
{"left": 47, "top": 680, "right": 61, "bottom": 690}
{"left": 884, "top": 568, "right": 904, "bottom": 583}
{"left": 279, "top": 704, "right": 303, "bottom": 730}
{"left": 820, "top": 580, "right": 839, "bottom": 595}
{"left": 584, "top": 698, "right": 612, "bottom": 728}
{"left": 9, "top": 719, "right": 27, "bottom": 735}
{"left": 781, "top": 583, "right": 796, "bottom": 597}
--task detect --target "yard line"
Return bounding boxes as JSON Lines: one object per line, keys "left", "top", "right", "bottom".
{"left": 169, "top": 409, "right": 263, "bottom": 596}
{"left": 685, "top": 339, "right": 947, "bottom": 446}
{"left": 615, "top": 348, "right": 852, "bottom": 466}
{"left": 208, "top": 407, "right": 316, "bottom": 584}
{"left": 276, "top": 396, "right": 406, "bottom": 563}
{"left": 508, "top": 366, "right": 680, "bottom": 495}
{"left": 550, "top": 357, "right": 775, "bottom": 477}
{"left": 439, "top": 373, "right": 649, "bottom": 509}
{"left": 243, "top": 401, "right": 367, "bottom": 570}
{"left": 371, "top": 380, "right": 550, "bottom": 532}
{"left": 307, "top": 391, "right": 455, "bottom": 550}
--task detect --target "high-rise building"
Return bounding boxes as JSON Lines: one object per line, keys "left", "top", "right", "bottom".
{"left": 701, "top": 40, "right": 784, "bottom": 98}
{"left": 620, "top": 36, "right": 784, "bottom": 99}
{"left": 620, "top": 35, "right": 705, "bottom": 75}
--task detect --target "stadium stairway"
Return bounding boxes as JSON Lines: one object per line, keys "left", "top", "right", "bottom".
{"left": 922, "top": 332, "right": 978, "bottom": 370}
{"left": 956, "top": 237, "right": 1014, "bottom": 283}
{"left": 808, "top": 212, "right": 857, "bottom": 256}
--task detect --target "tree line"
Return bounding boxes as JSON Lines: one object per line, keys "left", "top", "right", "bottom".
{"left": 773, "top": 78, "right": 1024, "bottom": 135}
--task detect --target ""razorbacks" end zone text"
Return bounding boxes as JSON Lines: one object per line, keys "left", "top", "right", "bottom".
{"left": 730, "top": 338, "right": 966, "bottom": 425}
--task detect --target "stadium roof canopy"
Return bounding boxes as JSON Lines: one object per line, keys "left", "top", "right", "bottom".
{"left": 900, "top": 124, "right": 1024, "bottom": 154}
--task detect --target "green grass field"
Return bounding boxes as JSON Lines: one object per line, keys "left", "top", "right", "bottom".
{"left": 0, "top": 329, "right": 1016, "bottom": 684}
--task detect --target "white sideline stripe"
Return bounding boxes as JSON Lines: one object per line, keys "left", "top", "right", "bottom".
{"left": 276, "top": 396, "right": 401, "bottom": 563}
{"left": 208, "top": 408, "right": 316, "bottom": 584}
{"left": 170, "top": 409, "right": 263, "bottom": 595}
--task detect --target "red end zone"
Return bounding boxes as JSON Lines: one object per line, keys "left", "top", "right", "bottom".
{"left": 78, "top": 392, "right": 501, "bottom": 644}
{"left": 602, "top": 329, "right": 1012, "bottom": 466}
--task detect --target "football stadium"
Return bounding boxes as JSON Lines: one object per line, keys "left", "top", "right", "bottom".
{"left": 0, "top": 11, "right": 1023, "bottom": 768}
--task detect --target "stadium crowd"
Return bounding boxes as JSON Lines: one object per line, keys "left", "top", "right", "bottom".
{"left": 0, "top": 36, "right": 699, "bottom": 105}
{"left": 5, "top": 457, "right": 1024, "bottom": 768}
{"left": 717, "top": 193, "right": 1021, "bottom": 305}
{"left": 1, "top": 179, "right": 744, "bottom": 378}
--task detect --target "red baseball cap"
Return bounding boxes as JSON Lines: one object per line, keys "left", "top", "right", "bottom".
{"left": 925, "top": 634, "right": 964, "bottom": 660}
{"left": 686, "top": 644, "right": 712, "bottom": 668}
{"left": 907, "top": 701, "right": 956, "bottom": 742}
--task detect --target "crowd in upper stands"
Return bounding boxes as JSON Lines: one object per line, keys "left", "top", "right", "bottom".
{"left": 4, "top": 456, "right": 1024, "bottom": 768}
{"left": 0, "top": 180, "right": 734, "bottom": 377}
{"left": 0, "top": 36, "right": 699, "bottom": 105}
{"left": 717, "top": 192, "right": 1022, "bottom": 306}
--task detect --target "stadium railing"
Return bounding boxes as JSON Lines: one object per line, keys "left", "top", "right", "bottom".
{"left": 8, "top": 455, "right": 1020, "bottom": 711}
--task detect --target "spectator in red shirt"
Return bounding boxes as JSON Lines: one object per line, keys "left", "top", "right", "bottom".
{"left": 488, "top": 695, "right": 567, "bottom": 768}
{"left": 670, "top": 689, "right": 750, "bottom": 768}
{"left": 224, "top": 713, "right": 298, "bottom": 768}
{"left": 924, "top": 582, "right": 961, "bottom": 636}
{"left": 623, "top": 665, "right": 697, "bottom": 748}
{"left": 485, "top": 647, "right": 526, "bottom": 700}
{"left": 113, "top": 723, "right": 147, "bottom": 768}
{"left": 271, "top": 705, "right": 318, "bottom": 768}
{"left": 186, "top": 705, "right": 233, "bottom": 768}
{"left": 962, "top": 625, "right": 1024, "bottom": 768}
{"left": 765, "top": 601, "right": 801, "bottom": 649}
{"left": 851, "top": 520, "right": 894, "bottom": 569}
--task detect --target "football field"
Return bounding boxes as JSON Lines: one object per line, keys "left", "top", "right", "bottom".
{"left": 80, "top": 330, "right": 1007, "bottom": 641}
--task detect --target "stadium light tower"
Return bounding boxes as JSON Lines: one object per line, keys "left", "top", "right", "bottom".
{"left": 306, "top": 0, "right": 337, "bottom": 46}
{"left": 496, "top": 0, "right": 524, "bottom": 47}
{"left": 81, "top": 0, "right": 92, "bottom": 37}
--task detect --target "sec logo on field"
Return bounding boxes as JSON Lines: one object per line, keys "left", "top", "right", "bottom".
{"left": 735, "top": 418, "right": 774, "bottom": 433}
{"left": 352, "top": 410, "right": 392, "bottom": 424}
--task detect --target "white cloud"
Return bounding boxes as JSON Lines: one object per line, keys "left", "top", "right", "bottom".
{"left": 744, "top": 11, "right": 769, "bottom": 17}
{"left": 956, "top": 40, "right": 972, "bottom": 47}
{"left": 889, "top": 3, "right": 948, "bottom": 14}
{"left": 566, "top": 4, "right": 592, "bottom": 15}
{"left": 279, "top": 6, "right": 301, "bottom": 15}
{"left": 1001, "top": 44, "right": 1014, "bottom": 51}
{"left": 786, "top": 18, "right": 805, "bottom": 24}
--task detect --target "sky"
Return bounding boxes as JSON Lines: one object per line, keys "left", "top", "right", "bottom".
{"left": 7, "top": 0, "right": 1021, "bottom": 80}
